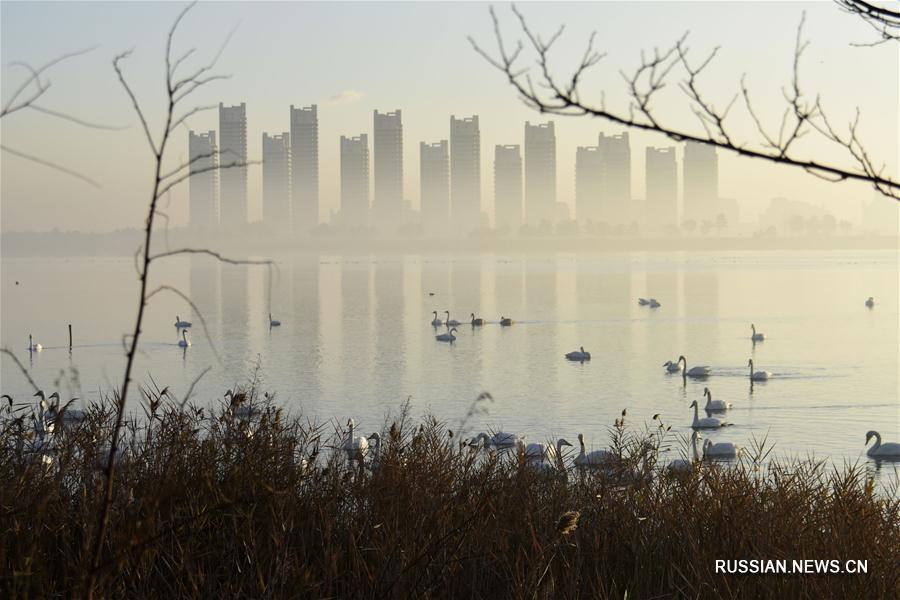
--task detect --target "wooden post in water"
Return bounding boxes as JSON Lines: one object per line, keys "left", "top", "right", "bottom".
{"left": 68, "top": 324, "right": 73, "bottom": 351}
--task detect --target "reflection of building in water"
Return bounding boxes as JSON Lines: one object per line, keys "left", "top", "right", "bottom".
{"left": 683, "top": 267, "right": 719, "bottom": 349}
{"left": 220, "top": 264, "right": 249, "bottom": 367}
{"left": 374, "top": 262, "right": 405, "bottom": 401}
{"left": 580, "top": 265, "right": 631, "bottom": 318}
{"left": 291, "top": 255, "right": 322, "bottom": 398}
{"left": 451, "top": 259, "right": 482, "bottom": 320}
{"left": 340, "top": 260, "right": 372, "bottom": 396}
{"left": 189, "top": 258, "right": 220, "bottom": 336}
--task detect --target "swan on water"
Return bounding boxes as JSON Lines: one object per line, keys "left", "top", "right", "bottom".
{"left": 500, "top": 316, "right": 513, "bottom": 326}
{"left": 178, "top": 330, "right": 191, "bottom": 348}
{"left": 430, "top": 311, "right": 443, "bottom": 326}
{"left": 269, "top": 313, "right": 281, "bottom": 327}
{"left": 751, "top": 324, "right": 765, "bottom": 341}
{"left": 689, "top": 400, "right": 728, "bottom": 429}
{"left": 703, "top": 439, "right": 741, "bottom": 459}
{"left": 865, "top": 297, "right": 875, "bottom": 308}
{"left": 638, "top": 298, "right": 650, "bottom": 306}
{"left": 748, "top": 358, "right": 772, "bottom": 381}
{"left": 493, "top": 431, "right": 525, "bottom": 449}
{"left": 649, "top": 299, "right": 661, "bottom": 308}
{"left": 678, "top": 355, "right": 711, "bottom": 380}
{"left": 565, "top": 347, "right": 591, "bottom": 361}
{"left": 523, "top": 438, "right": 572, "bottom": 463}
{"left": 470, "top": 313, "right": 484, "bottom": 326}
{"left": 574, "top": 433, "right": 616, "bottom": 468}
{"left": 444, "top": 311, "right": 460, "bottom": 327}
{"left": 343, "top": 419, "right": 370, "bottom": 461}
{"left": 435, "top": 327, "right": 457, "bottom": 342}
{"left": 703, "top": 387, "right": 731, "bottom": 412}
{"left": 45, "top": 392, "right": 87, "bottom": 429}
{"left": 865, "top": 431, "right": 900, "bottom": 458}
{"left": 667, "top": 431, "right": 702, "bottom": 474}
{"left": 174, "top": 316, "right": 192, "bottom": 328}
{"left": 28, "top": 334, "right": 42, "bottom": 352}
{"left": 663, "top": 360, "right": 683, "bottom": 373}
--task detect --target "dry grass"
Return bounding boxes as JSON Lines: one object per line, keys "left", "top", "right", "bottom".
{"left": 1, "top": 386, "right": 898, "bottom": 599}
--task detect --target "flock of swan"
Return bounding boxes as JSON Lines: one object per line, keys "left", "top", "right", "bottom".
{"left": 417, "top": 298, "right": 899, "bottom": 467}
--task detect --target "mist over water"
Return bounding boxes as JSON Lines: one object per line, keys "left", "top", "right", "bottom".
{"left": 2, "top": 249, "right": 898, "bottom": 476}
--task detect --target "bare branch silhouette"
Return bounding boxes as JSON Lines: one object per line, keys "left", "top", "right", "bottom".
{"left": 836, "top": 0, "right": 900, "bottom": 44}
{"left": 1, "top": 46, "right": 117, "bottom": 185}
{"left": 470, "top": 5, "right": 899, "bottom": 200}
{"left": 0, "top": 348, "right": 42, "bottom": 394}
{"left": 85, "top": 3, "right": 265, "bottom": 597}
{"left": 0, "top": 145, "right": 101, "bottom": 188}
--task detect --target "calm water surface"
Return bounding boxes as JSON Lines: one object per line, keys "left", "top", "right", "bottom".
{"left": 2, "top": 250, "right": 898, "bottom": 474}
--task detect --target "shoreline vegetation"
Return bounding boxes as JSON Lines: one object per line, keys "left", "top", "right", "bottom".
{"left": 1, "top": 229, "right": 897, "bottom": 258}
{"left": 2, "top": 387, "right": 898, "bottom": 598}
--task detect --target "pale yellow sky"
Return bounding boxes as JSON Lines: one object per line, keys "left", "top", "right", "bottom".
{"left": 1, "top": 1, "right": 897, "bottom": 232}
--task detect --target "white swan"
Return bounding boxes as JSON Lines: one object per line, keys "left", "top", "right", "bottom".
{"left": 663, "top": 360, "right": 683, "bottom": 373}
{"left": 28, "top": 334, "right": 42, "bottom": 352}
{"left": 574, "top": 433, "right": 616, "bottom": 468}
{"left": 565, "top": 346, "right": 591, "bottom": 361}
{"left": 649, "top": 298, "right": 661, "bottom": 308}
{"left": 44, "top": 392, "right": 87, "bottom": 429}
{"left": 500, "top": 316, "right": 513, "bottom": 326}
{"left": 430, "top": 311, "right": 443, "bottom": 326}
{"left": 638, "top": 298, "right": 650, "bottom": 306}
{"left": 343, "top": 419, "right": 370, "bottom": 461}
{"left": 689, "top": 400, "right": 728, "bottom": 429}
{"left": 865, "top": 430, "right": 900, "bottom": 458}
{"left": 865, "top": 297, "right": 875, "bottom": 308}
{"left": 703, "top": 387, "right": 731, "bottom": 412}
{"left": 494, "top": 431, "right": 524, "bottom": 449}
{"left": 748, "top": 358, "right": 771, "bottom": 381}
{"left": 435, "top": 327, "right": 457, "bottom": 342}
{"left": 667, "top": 430, "right": 702, "bottom": 474}
{"left": 703, "top": 438, "right": 741, "bottom": 459}
{"left": 444, "top": 311, "right": 460, "bottom": 327}
{"left": 174, "top": 316, "right": 192, "bottom": 328}
{"left": 523, "top": 438, "right": 572, "bottom": 463}
{"left": 678, "top": 355, "right": 711, "bottom": 380}
{"left": 269, "top": 313, "right": 281, "bottom": 327}
{"left": 178, "top": 330, "right": 191, "bottom": 348}
{"left": 751, "top": 324, "right": 765, "bottom": 341}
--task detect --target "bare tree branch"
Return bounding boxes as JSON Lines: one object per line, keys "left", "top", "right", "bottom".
{"left": 836, "top": 0, "right": 900, "bottom": 43}
{"left": 0, "top": 144, "right": 102, "bottom": 188}
{"left": 470, "top": 5, "right": 899, "bottom": 200}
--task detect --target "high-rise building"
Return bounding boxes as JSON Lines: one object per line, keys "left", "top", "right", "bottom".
{"left": 494, "top": 144, "right": 522, "bottom": 231}
{"left": 218, "top": 102, "right": 248, "bottom": 226}
{"left": 290, "top": 104, "right": 319, "bottom": 234}
{"left": 188, "top": 130, "right": 218, "bottom": 227}
{"left": 340, "top": 134, "right": 369, "bottom": 228}
{"left": 420, "top": 140, "right": 449, "bottom": 233}
{"left": 262, "top": 132, "right": 291, "bottom": 233}
{"left": 524, "top": 121, "right": 557, "bottom": 226}
{"left": 683, "top": 141, "right": 718, "bottom": 223}
{"left": 450, "top": 115, "right": 481, "bottom": 231}
{"left": 645, "top": 146, "right": 678, "bottom": 229}
{"left": 575, "top": 145, "right": 602, "bottom": 224}
{"left": 598, "top": 132, "right": 631, "bottom": 224}
{"left": 372, "top": 109, "right": 403, "bottom": 231}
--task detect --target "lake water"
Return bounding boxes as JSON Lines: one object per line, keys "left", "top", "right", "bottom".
{"left": 2, "top": 250, "right": 898, "bottom": 475}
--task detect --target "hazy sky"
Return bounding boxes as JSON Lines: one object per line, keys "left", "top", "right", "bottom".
{"left": 1, "top": 1, "right": 897, "bottom": 232}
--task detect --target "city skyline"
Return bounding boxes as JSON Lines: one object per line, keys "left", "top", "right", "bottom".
{"left": 198, "top": 101, "right": 721, "bottom": 234}
{"left": 2, "top": 2, "right": 896, "bottom": 232}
